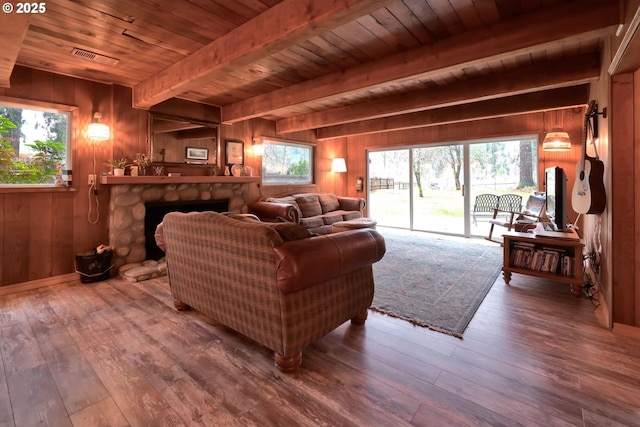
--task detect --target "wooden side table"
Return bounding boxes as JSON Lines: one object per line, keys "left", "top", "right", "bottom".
{"left": 502, "top": 230, "right": 584, "bottom": 296}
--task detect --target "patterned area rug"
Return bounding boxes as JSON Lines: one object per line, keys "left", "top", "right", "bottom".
{"left": 372, "top": 228, "right": 502, "bottom": 338}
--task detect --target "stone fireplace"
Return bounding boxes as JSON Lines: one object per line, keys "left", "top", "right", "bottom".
{"left": 106, "top": 179, "right": 254, "bottom": 269}
{"left": 144, "top": 199, "right": 229, "bottom": 260}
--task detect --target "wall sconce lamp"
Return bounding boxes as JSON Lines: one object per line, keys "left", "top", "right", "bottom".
{"left": 87, "top": 112, "right": 110, "bottom": 141}
{"left": 252, "top": 137, "right": 264, "bottom": 156}
{"left": 331, "top": 157, "right": 347, "bottom": 173}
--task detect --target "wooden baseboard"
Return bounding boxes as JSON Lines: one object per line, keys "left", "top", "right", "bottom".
{"left": 0, "top": 273, "right": 79, "bottom": 296}
{"left": 612, "top": 322, "right": 640, "bottom": 339}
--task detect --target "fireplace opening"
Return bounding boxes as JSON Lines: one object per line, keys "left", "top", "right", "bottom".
{"left": 144, "top": 199, "right": 229, "bottom": 260}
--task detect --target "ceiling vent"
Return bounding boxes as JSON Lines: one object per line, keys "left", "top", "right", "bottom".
{"left": 70, "top": 48, "right": 120, "bottom": 65}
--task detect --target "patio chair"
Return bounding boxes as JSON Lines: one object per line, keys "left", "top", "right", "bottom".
{"left": 498, "top": 193, "right": 523, "bottom": 214}
{"left": 472, "top": 194, "right": 500, "bottom": 225}
{"left": 486, "top": 192, "right": 546, "bottom": 243}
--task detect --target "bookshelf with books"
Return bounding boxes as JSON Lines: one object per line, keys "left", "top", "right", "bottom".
{"left": 502, "top": 230, "right": 584, "bottom": 296}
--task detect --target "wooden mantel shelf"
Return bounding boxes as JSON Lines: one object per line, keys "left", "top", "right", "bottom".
{"left": 100, "top": 175, "right": 261, "bottom": 185}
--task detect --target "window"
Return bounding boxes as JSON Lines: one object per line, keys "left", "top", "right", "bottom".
{"left": 261, "top": 139, "right": 313, "bottom": 185}
{"left": 0, "top": 102, "right": 71, "bottom": 186}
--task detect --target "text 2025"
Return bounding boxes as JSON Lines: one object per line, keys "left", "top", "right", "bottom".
{"left": 16, "top": 2, "right": 46, "bottom": 13}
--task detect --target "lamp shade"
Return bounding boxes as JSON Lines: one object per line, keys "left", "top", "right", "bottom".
{"left": 88, "top": 112, "right": 110, "bottom": 140}
{"left": 331, "top": 157, "right": 347, "bottom": 173}
{"left": 87, "top": 122, "right": 110, "bottom": 140}
{"left": 542, "top": 128, "right": 571, "bottom": 151}
{"left": 252, "top": 144, "right": 264, "bottom": 156}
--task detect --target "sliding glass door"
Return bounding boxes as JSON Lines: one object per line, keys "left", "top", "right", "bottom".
{"left": 468, "top": 139, "right": 537, "bottom": 237}
{"left": 367, "top": 137, "right": 537, "bottom": 237}
{"left": 412, "top": 144, "right": 465, "bottom": 234}
{"left": 367, "top": 149, "right": 411, "bottom": 228}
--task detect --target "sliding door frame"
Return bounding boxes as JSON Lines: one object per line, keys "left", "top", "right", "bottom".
{"left": 367, "top": 135, "right": 538, "bottom": 238}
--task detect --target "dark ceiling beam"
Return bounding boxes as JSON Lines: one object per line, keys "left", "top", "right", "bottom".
{"left": 133, "top": 0, "right": 396, "bottom": 109}
{"left": 222, "top": 0, "right": 618, "bottom": 124}
{"left": 316, "top": 85, "right": 589, "bottom": 140}
{"left": 276, "top": 52, "right": 601, "bottom": 133}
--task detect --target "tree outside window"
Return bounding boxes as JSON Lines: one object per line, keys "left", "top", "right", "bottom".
{"left": 261, "top": 139, "right": 313, "bottom": 185}
{"left": 0, "top": 104, "right": 69, "bottom": 185}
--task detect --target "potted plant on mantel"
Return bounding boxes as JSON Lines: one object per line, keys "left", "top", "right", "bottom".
{"left": 133, "top": 153, "right": 152, "bottom": 176}
{"left": 105, "top": 158, "right": 129, "bottom": 176}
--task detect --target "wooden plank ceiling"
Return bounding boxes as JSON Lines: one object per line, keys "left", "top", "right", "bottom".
{"left": 1, "top": 0, "right": 622, "bottom": 138}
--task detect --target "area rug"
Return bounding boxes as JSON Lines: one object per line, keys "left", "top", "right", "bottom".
{"left": 371, "top": 228, "right": 502, "bottom": 338}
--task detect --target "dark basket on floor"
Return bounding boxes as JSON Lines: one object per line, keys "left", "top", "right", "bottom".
{"left": 75, "top": 250, "right": 114, "bottom": 283}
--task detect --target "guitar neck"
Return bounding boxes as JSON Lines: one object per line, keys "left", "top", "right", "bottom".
{"left": 581, "top": 100, "right": 597, "bottom": 163}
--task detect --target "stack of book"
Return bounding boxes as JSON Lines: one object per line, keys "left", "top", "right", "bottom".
{"left": 510, "top": 242, "right": 575, "bottom": 275}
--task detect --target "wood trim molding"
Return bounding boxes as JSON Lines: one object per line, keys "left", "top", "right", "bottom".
{"left": 612, "top": 322, "right": 640, "bottom": 339}
{"left": 0, "top": 13, "right": 31, "bottom": 87}
{"left": 610, "top": 72, "right": 636, "bottom": 326}
{"left": 0, "top": 273, "right": 78, "bottom": 296}
{"left": 99, "top": 176, "right": 260, "bottom": 185}
{"left": 0, "top": 95, "right": 79, "bottom": 112}
{"left": 608, "top": 5, "right": 640, "bottom": 75}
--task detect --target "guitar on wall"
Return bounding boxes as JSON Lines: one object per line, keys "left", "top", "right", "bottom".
{"left": 571, "top": 100, "right": 606, "bottom": 214}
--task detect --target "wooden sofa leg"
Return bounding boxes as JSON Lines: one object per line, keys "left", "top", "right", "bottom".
{"left": 275, "top": 351, "right": 302, "bottom": 373}
{"left": 351, "top": 309, "right": 368, "bottom": 325}
{"left": 173, "top": 299, "right": 192, "bottom": 311}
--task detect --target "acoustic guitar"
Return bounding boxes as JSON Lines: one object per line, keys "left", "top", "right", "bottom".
{"left": 571, "top": 100, "right": 606, "bottom": 214}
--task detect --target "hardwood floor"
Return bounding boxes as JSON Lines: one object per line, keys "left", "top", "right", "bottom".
{"left": 1, "top": 273, "right": 639, "bottom": 426}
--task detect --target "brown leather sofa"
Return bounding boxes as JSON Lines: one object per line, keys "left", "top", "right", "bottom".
{"left": 156, "top": 211, "right": 385, "bottom": 372}
{"left": 251, "top": 192, "right": 366, "bottom": 234}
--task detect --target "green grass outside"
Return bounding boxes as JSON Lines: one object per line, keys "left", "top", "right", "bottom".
{"left": 369, "top": 186, "right": 536, "bottom": 236}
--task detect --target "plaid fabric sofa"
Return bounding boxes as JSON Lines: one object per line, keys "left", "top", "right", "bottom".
{"left": 157, "top": 211, "right": 386, "bottom": 372}
{"left": 251, "top": 193, "right": 365, "bottom": 234}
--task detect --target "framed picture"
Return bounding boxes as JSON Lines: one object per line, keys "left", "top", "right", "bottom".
{"left": 225, "top": 140, "right": 244, "bottom": 165}
{"left": 185, "top": 147, "right": 209, "bottom": 161}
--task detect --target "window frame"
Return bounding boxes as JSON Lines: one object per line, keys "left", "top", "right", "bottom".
{"left": 0, "top": 96, "right": 77, "bottom": 191}
{"left": 260, "top": 137, "right": 315, "bottom": 186}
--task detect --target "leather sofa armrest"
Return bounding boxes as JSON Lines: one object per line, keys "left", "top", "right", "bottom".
{"left": 337, "top": 196, "right": 365, "bottom": 212}
{"left": 273, "top": 228, "right": 386, "bottom": 293}
{"left": 252, "top": 201, "right": 300, "bottom": 223}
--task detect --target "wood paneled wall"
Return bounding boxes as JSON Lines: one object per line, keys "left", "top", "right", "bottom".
{"left": 611, "top": 71, "right": 639, "bottom": 327}
{"left": 0, "top": 67, "right": 146, "bottom": 287}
